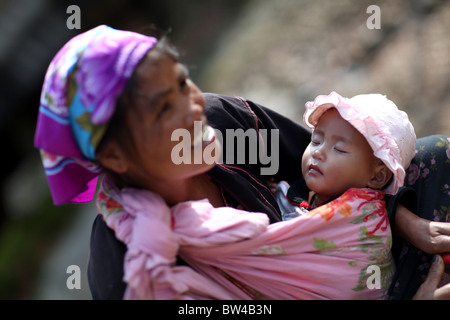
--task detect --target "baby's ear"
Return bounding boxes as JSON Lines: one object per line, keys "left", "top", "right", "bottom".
{"left": 95, "top": 141, "right": 129, "bottom": 174}
{"left": 367, "top": 161, "right": 393, "bottom": 190}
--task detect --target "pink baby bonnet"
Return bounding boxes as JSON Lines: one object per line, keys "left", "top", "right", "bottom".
{"left": 304, "top": 91, "right": 416, "bottom": 195}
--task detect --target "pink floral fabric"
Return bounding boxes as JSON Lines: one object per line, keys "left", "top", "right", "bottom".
{"left": 97, "top": 176, "right": 395, "bottom": 300}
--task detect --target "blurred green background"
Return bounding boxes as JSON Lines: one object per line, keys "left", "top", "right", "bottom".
{"left": 0, "top": 0, "right": 448, "bottom": 299}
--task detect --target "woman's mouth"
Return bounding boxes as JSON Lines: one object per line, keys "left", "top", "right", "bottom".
{"left": 192, "top": 123, "right": 215, "bottom": 148}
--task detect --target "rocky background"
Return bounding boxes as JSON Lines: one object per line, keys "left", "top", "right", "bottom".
{"left": 0, "top": 0, "right": 448, "bottom": 299}
{"left": 199, "top": 0, "right": 450, "bottom": 136}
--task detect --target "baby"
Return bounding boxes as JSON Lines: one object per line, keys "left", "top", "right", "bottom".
{"left": 276, "top": 91, "right": 417, "bottom": 220}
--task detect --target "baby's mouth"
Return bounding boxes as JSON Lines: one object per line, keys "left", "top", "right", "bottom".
{"left": 308, "top": 164, "right": 323, "bottom": 176}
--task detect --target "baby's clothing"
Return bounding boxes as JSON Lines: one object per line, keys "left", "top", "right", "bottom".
{"left": 275, "top": 181, "right": 310, "bottom": 220}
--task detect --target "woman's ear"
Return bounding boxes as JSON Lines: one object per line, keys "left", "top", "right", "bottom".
{"left": 367, "top": 161, "right": 393, "bottom": 190}
{"left": 96, "top": 141, "right": 129, "bottom": 174}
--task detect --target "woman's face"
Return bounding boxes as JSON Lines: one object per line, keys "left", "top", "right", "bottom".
{"left": 117, "top": 50, "right": 220, "bottom": 191}
{"left": 301, "top": 108, "right": 380, "bottom": 203}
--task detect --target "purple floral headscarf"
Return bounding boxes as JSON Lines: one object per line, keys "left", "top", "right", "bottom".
{"left": 34, "top": 25, "right": 157, "bottom": 205}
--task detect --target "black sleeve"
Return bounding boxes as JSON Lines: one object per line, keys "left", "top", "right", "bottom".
{"left": 87, "top": 214, "right": 127, "bottom": 300}
{"left": 204, "top": 93, "right": 311, "bottom": 184}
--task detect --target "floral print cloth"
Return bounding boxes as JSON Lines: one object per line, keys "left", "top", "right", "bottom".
{"left": 97, "top": 175, "right": 394, "bottom": 300}
{"left": 388, "top": 135, "right": 450, "bottom": 299}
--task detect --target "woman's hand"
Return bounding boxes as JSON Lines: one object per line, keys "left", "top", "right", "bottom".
{"left": 420, "top": 220, "right": 450, "bottom": 254}
{"left": 395, "top": 204, "right": 450, "bottom": 299}
{"left": 414, "top": 255, "right": 450, "bottom": 299}
{"left": 395, "top": 204, "right": 450, "bottom": 254}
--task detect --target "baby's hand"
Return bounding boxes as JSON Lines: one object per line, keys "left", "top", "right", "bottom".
{"left": 266, "top": 177, "right": 278, "bottom": 194}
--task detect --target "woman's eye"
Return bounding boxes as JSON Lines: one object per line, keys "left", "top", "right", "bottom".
{"left": 157, "top": 103, "right": 171, "bottom": 119}
{"left": 180, "top": 78, "right": 188, "bottom": 90}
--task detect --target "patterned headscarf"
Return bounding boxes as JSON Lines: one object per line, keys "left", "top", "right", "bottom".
{"left": 34, "top": 25, "right": 157, "bottom": 205}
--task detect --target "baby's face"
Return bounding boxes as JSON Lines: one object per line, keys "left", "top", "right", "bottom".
{"left": 302, "top": 109, "right": 379, "bottom": 204}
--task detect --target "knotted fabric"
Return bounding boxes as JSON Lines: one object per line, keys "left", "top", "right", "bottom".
{"left": 34, "top": 25, "right": 157, "bottom": 205}
{"left": 97, "top": 176, "right": 395, "bottom": 300}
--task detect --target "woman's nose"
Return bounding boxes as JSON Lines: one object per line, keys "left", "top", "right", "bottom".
{"left": 184, "top": 81, "right": 205, "bottom": 124}
{"left": 184, "top": 104, "right": 204, "bottom": 127}
{"left": 189, "top": 80, "right": 205, "bottom": 111}
{"left": 183, "top": 104, "right": 203, "bottom": 126}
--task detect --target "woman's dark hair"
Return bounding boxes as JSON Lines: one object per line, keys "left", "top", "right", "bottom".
{"left": 95, "top": 35, "right": 179, "bottom": 180}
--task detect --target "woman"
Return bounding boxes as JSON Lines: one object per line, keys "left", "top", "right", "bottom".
{"left": 34, "top": 25, "right": 450, "bottom": 299}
